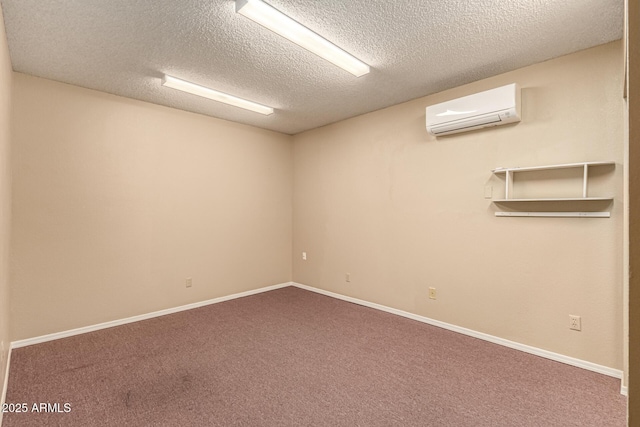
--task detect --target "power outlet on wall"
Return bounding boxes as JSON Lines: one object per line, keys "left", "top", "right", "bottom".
{"left": 346, "top": 273, "right": 351, "bottom": 282}
{"left": 302, "top": 252, "right": 307, "bottom": 260}
{"left": 569, "top": 315, "right": 581, "bottom": 331}
{"left": 186, "top": 277, "right": 192, "bottom": 288}
{"left": 428, "top": 287, "right": 437, "bottom": 300}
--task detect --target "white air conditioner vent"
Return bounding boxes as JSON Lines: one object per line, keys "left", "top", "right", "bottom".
{"left": 426, "top": 83, "right": 521, "bottom": 136}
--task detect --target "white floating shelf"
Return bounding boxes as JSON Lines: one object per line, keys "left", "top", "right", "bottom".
{"left": 492, "top": 197, "right": 613, "bottom": 202}
{"left": 491, "top": 161, "right": 615, "bottom": 218}
{"left": 492, "top": 161, "right": 615, "bottom": 174}
{"left": 495, "top": 212, "right": 610, "bottom": 218}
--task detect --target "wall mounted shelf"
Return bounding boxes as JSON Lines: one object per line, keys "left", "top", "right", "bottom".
{"left": 495, "top": 212, "right": 610, "bottom": 218}
{"left": 492, "top": 197, "right": 613, "bottom": 202}
{"left": 491, "top": 161, "right": 615, "bottom": 218}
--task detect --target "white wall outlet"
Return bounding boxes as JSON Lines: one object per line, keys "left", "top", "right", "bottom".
{"left": 569, "top": 315, "right": 581, "bottom": 331}
{"left": 302, "top": 252, "right": 307, "bottom": 260}
{"left": 186, "top": 277, "right": 192, "bottom": 288}
{"left": 428, "top": 287, "right": 437, "bottom": 300}
{"left": 346, "top": 273, "right": 351, "bottom": 282}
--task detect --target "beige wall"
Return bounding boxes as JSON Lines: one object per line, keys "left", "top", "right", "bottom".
{"left": 293, "top": 42, "right": 624, "bottom": 369}
{"left": 627, "top": 0, "right": 639, "bottom": 422}
{"left": 10, "top": 74, "right": 293, "bottom": 340}
{"left": 0, "top": 1, "right": 13, "bottom": 412}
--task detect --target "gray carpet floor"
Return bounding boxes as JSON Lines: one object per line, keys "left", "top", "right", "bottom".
{"left": 3, "top": 286, "right": 627, "bottom": 426}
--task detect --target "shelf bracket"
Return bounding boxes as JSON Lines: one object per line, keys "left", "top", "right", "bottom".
{"left": 505, "top": 170, "right": 512, "bottom": 200}
{"left": 583, "top": 164, "right": 589, "bottom": 198}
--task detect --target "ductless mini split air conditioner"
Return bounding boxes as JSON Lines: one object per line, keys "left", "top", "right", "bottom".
{"left": 426, "top": 83, "right": 521, "bottom": 136}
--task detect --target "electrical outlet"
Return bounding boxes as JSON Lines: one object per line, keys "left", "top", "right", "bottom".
{"left": 428, "top": 287, "right": 437, "bottom": 300}
{"left": 569, "top": 315, "right": 581, "bottom": 331}
{"left": 186, "top": 277, "right": 192, "bottom": 288}
{"left": 302, "top": 252, "right": 307, "bottom": 260}
{"left": 346, "top": 273, "right": 351, "bottom": 282}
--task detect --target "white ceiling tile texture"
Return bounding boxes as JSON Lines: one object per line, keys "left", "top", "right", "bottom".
{"left": 0, "top": 0, "right": 623, "bottom": 134}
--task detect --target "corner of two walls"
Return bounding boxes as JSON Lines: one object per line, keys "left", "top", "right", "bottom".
{"left": 292, "top": 41, "right": 624, "bottom": 370}
{"left": 0, "top": 1, "right": 13, "bottom": 415}
{"left": 9, "top": 74, "right": 293, "bottom": 341}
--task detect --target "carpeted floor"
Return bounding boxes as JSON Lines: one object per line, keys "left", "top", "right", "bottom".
{"left": 3, "top": 286, "right": 627, "bottom": 426}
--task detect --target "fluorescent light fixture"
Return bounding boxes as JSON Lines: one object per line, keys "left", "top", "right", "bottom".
{"left": 161, "top": 75, "right": 274, "bottom": 115}
{"left": 236, "top": 0, "right": 370, "bottom": 77}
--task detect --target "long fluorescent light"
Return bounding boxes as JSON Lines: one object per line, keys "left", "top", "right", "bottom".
{"left": 236, "top": 0, "right": 370, "bottom": 77}
{"left": 161, "top": 75, "right": 274, "bottom": 115}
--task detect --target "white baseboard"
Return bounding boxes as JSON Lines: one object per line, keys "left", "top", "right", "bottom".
{"left": 11, "top": 282, "right": 292, "bottom": 349}
{"left": 292, "top": 282, "right": 624, "bottom": 382}
{"left": 8, "top": 281, "right": 625, "bottom": 393}
{"left": 0, "top": 346, "right": 11, "bottom": 427}
{"left": 621, "top": 384, "right": 628, "bottom": 396}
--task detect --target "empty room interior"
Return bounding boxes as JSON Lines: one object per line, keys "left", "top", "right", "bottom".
{"left": 0, "top": 0, "right": 639, "bottom": 426}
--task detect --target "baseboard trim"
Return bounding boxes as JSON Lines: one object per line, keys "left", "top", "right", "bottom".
{"left": 9, "top": 281, "right": 624, "bottom": 388}
{"left": 621, "top": 384, "right": 628, "bottom": 396}
{"left": 1, "top": 346, "right": 12, "bottom": 427}
{"left": 292, "top": 282, "right": 624, "bottom": 381}
{"left": 11, "top": 282, "right": 292, "bottom": 349}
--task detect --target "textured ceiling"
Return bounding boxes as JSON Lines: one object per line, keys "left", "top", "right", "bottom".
{"left": 0, "top": 0, "right": 624, "bottom": 135}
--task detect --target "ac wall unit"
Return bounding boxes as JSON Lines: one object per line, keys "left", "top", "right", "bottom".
{"left": 426, "top": 83, "right": 521, "bottom": 136}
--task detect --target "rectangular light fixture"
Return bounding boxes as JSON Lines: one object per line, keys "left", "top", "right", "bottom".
{"left": 236, "top": 0, "right": 370, "bottom": 77}
{"left": 161, "top": 75, "right": 274, "bottom": 115}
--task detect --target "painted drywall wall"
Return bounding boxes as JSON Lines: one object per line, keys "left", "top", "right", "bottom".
{"left": 10, "top": 74, "right": 293, "bottom": 340}
{"left": 0, "top": 2, "right": 12, "bottom": 415}
{"left": 623, "top": 0, "right": 630, "bottom": 398}
{"left": 293, "top": 42, "right": 624, "bottom": 370}
{"left": 627, "top": 0, "right": 640, "bottom": 421}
